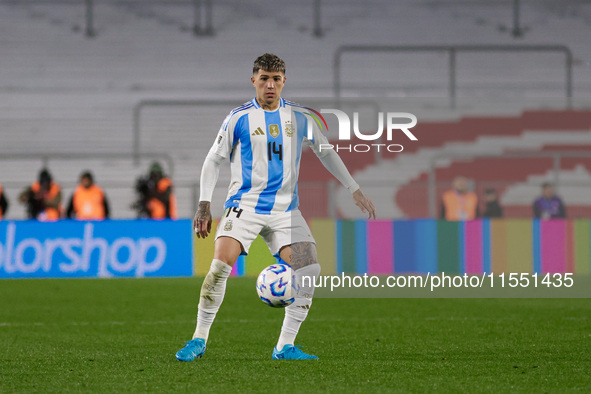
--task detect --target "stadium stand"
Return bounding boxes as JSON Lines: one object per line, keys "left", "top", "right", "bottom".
{"left": 2, "top": 0, "right": 591, "bottom": 219}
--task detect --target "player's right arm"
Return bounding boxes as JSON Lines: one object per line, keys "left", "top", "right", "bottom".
{"left": 194, "top": 152, "right": 224, "bottom": 238}
{"left": 194, "top": 111, "right": 237, "bottom": 238}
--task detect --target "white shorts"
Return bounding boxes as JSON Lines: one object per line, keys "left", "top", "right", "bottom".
{"left": 214, "top": 208, "right": 316, "bottom": 256}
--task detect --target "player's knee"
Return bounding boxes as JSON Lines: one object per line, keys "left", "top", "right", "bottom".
{"left": 212, "top": 253, "right": 237, "bottom": 266}
{"left": 288, "top": 242, "right": 320, "bottom": 270}
{"left": 213, "top": 237, "right": 243, "bottom": 265}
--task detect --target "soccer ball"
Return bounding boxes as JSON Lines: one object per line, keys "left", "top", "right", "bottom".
{"left": 256, "top": 264, "right": 297, "bottom": 308}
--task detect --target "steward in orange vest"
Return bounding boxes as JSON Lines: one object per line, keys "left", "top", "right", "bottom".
{"left": 0, "top": 184, "right": 9, "bottom": 219}
{"left": 66, "top": 171, "right": 110, "bottom": 220}
{"left": 146, "top": 162, "right": 177, "bottom": 219}
{"left": 19, "top": 169, "right": 63, "bottom": 221}
{"left": 440, "top": 176, "right": 479, "bottom": 221}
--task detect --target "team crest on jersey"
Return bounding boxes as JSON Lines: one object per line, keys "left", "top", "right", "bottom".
{"left": 269, "top": 124, "right": 280, "bottom": 138}
{"left": 224, "top": 219, "right": 233, "bottom": 231}
{"left": 284, "top": 121, "right": 294, "bottom": 137}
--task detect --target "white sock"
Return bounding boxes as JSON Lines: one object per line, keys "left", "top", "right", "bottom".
{"left": 193, "top": 259, "right": 232, "bottom": 342}
{"left": 276, "top": 263, "right": 321, "bottom": 350}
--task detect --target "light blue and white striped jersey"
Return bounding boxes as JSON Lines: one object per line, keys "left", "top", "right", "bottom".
{"left": 208, "top": 97, "right": 328, "bottom": 214}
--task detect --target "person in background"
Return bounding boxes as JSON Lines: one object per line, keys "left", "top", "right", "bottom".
{"left": 143, "top": 162, "right": 177, "bottom": 219}
{"left": 440, "top": 176, "right": 479, "bottom": 221}
{"left": 0, "top": 183, "right": 9, "bottom": 219}
{"left": 533, "top": 182, "right": 566, "bottom": 219}
{"left": 66, "top": 171, "right": 110, "bottom": 220}
{"left": 19, "top": 169, "right": 63, "bottom": 221}
{"left": 482, "top": 188, "right": 503, "bottom": 218}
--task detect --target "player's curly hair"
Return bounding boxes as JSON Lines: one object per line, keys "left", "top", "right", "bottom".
{"left": 253, "top": 53, "right": 286, "bottom": 75}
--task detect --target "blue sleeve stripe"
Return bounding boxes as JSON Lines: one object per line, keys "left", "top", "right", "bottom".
{"left": 226, "top": 115, "right": 252, "bottom": 209}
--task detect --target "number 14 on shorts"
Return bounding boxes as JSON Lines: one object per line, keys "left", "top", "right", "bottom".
{"left": 226, "top": 207, "right": 243, "bottom": 218}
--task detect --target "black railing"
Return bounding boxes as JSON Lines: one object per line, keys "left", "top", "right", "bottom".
{"left": 333, "top": 45, "right": 573, "bottom": 107}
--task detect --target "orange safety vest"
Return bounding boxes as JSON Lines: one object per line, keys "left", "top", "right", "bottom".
{"left": 147, "top": 177, "right": 177, "bottom": 219}
{"left": 31, "top": 181, "right": 62, "bottom": 220}
{"left": 442, "top": 190, "right": 478, "bottom": 221}
{"left": 72, "top": 184, "right": 106, "bottom": 220}
{"left": 0, "top": 184, "right": 3, "bottom": 219}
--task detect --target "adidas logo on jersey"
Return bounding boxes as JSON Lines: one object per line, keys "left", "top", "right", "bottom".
{"left": 252, "top": 127, "right": 265, "bottom": 136}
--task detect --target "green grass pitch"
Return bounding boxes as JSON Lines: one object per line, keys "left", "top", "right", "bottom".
{"left": 1, "top": 277, "right": 589, "bottom": 392}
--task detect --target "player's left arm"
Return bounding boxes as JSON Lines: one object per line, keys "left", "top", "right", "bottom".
{"left": 302, "top": 112, "right": 376, "bottom": 219}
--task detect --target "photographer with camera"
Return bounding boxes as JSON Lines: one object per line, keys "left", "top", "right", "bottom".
{"left": 134, "top": 162, "right": 177, "bottom": 219}
{"left": 19, "top": 168, "right": 63, "bottom": 221}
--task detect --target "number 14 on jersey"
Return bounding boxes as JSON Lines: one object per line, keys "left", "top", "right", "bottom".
{"left": 268, "top": 142, "right": 283, "bottom": 161}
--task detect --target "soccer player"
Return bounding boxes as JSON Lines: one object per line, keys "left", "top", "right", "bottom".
{"left": 176, "top": 53, "right": 376, "bottom": 361}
